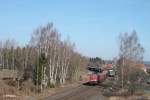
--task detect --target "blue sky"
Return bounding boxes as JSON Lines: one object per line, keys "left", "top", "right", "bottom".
{"left": 0, "top": 0, "right": 150, "bottom": 60}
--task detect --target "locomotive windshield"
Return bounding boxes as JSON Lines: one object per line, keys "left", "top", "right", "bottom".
{"left": 87, "top": 67, "right": 101, "bottom": 73}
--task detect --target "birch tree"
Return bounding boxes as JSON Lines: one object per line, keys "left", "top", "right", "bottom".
{"left": 0, "top": 41, "right": 2, "bottom": 69}
{"left": 31, "top": 23, "right": 59, "bottom": 88}
{"left": 118, "top": 31, "right": 145, "bottom": 91}
{"left": 58, "top": 41, "right": 73, "bottom": 84}
{"left": 28, "top": 23, "right": 93, "bottom": 92}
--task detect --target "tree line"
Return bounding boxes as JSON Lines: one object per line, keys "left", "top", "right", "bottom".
{"left": 0, "top": 22, "right": 146, "bottom": 94}
{"left": 0, "top": 23, "right": 88, "bottom": 91}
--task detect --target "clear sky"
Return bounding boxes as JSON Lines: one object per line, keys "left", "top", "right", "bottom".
{"left": 0, "top": 0, "right": 150, "bottom": 61}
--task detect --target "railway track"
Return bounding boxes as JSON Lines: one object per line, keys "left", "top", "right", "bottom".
{"left": 41, "top": 85, "right": 106, "bottom": 100}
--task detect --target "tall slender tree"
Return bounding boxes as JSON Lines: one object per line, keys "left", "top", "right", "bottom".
{"left": 117, "top": 31, "right": 145, "bottom": 90}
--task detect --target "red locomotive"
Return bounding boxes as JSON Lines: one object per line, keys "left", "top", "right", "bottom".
{"left": 87, "top": 67, "right": 107, "bottom": 85}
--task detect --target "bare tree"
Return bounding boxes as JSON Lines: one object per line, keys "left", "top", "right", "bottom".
{"left": 0, "top": 40, "right": 16, "bottom": 70}
{"left": 118, "top": 31, "right": 145, "bottom": 91}
{"left": 0, "top": 22, "right": 89, "bottom": 94}
{"left": 119, "top": 31, "right": 144, "bottom": 62}
{"left": 30, "top": 23, "right": 77, "bottom": 90}
{"left": 0, "top": 41, "right": 2, "bottom": 69}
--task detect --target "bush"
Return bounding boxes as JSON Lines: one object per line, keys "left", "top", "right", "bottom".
{"left": 21, "top": 81, "right": 36, "bottom": 94}
{"left": 5, "top": 80, "right": 17, "bottom": 87}
{"left": 47, "top": 82, "right": 55, "bottom": 88}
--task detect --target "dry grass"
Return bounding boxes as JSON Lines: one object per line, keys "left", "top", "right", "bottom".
{"left": 0, "top": 79, "right": 81, "bottom": 100}
{"left": 0, "top": 69, "right": 17, "bottom": 79}
{"left": 0, "top": 80, "right": 20, "bottom": 100}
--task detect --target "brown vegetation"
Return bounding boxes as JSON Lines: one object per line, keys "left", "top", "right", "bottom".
{"left": 0, "top": 23, "right": 88, "bottom": 98}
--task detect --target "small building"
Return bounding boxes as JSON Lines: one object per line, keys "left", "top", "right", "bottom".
{"left": 103, "top": 64, "right": 113, "bottom": 70}
{"left": 135, "top": 64, "right": 147, "bottom": 73}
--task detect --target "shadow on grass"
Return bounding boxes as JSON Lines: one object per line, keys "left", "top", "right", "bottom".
{"left": 82, "top": 82, "right": 97, "bottom": 86}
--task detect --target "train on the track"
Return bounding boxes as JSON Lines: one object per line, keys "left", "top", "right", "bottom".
{"left": 87, "top": 64, "right": 115, "bottom": 85}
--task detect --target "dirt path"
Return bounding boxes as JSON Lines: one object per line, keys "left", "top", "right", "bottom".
{"left": 41, "top": 85, "right": 106, "bottom": 100}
